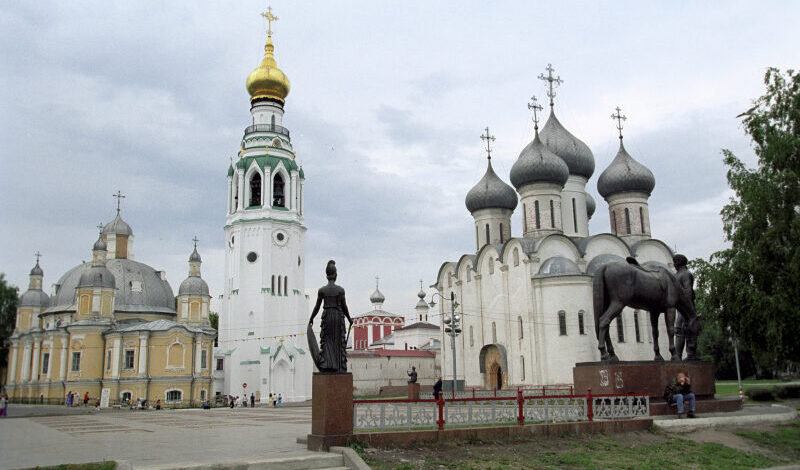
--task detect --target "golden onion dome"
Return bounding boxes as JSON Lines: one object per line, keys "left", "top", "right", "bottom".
{"left": 246, "top": 34, "right": 290, "bottom": 103}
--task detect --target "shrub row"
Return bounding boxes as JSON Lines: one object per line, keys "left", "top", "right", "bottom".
{"left": 744, "top": 383, "right": 800, "bottom": 401}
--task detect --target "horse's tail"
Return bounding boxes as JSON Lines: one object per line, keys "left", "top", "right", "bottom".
{"left": 593, "top": 265, "right": 607, "bottom": 339}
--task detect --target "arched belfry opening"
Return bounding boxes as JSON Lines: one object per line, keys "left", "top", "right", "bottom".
{"left": 273, "top": 173, "right": 285, "bottom": 207}
{"left": 249, "top": 172, "right": 262, "bottom": 207}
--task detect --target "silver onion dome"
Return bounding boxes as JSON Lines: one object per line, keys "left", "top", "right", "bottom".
{"left": 585, "top": 192, "right": 596, "bottom": 219}
{"left": 465, "top": 160, "right": 518, "bottom": 213}
{"left": 370, "top": 287, "right": 386, "bottom": 304}
{"left": 30, "top": 261, "right": 43, "bottom": 277}
{"left": 93, "top": 235, "right": 107, "bottom": 252}
{"left": 540, "top": 111, "right": 595, "bottom": 179}
{"left": 510, "top": 134, "right": 569, "bottom": 190}
{"left": 189, "top": 247, "right": 202, "bottom": 263}
{"left": 20, "top": 289, "right": 50, "bottom": 308}
{"left": 597, "top": 141, "right": 655, "bottom": 198}
{"left": 103, "top": 214, "right": 133, "bottom": 236}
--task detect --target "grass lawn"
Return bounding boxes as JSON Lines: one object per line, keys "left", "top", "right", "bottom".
{"left": 356, "top": 420, "right": 800, "bottom": 470}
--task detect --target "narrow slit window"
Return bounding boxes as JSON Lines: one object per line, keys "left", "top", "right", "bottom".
{"left": 535, "top": 201, "right": 541, "bottom": 229}
{"left": 249, "top": 173, "right": 262, "bottom": 207}
{"left": 578, "top": 311, "right": 585, "bottom": 335}
{"left": 617, "top": 316, "right": 625, "bottom": 342}
{"left": 634, "top": 311, "right": 642, "bottom": 343}
{"left": 522, "top": 204, "right": 528, "bottom": 232}
{"left": 284, "top": 276, "right": 288, "bottom": 295}
{"left": 625, "top": 208, "right": 631, "bottom": 234}
{"left": 273, "top": 173, "right": 285, "bottom": 207}
{"left": 550, "top": 200, "right": 555, "bottom": 228}
{"left": 485, "top": 224, "right": 490, "bottom": 245}
{"left": 612, "top": 211, "right": 617, "bottom": 233}
{"left": 640, "top": 207, "right": 646, "bottom": 233}
{"left": 572, "top": 198, "right": 578, "bottom": 232}
{"left": 558, "top": 311, "right": 567, "bottom": 336}
{"left": 499, "top": 223, "right": 504, "bottom": 243}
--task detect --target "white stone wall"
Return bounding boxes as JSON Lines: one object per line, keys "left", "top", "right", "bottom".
{"left": 560, "top": 175, "right": 590, "bottom": 238}
{"left": 471, "top": 208, "right": 512, "bottom": 251}
{"left": 518, "top": 183, "right": 563, "bottom": 237}
{"left": 348, "top": 354, "right": 440, "bottom": 395}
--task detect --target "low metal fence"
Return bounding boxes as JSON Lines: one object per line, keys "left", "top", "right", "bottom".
{"left": 419, "top": 385, "right": 574, "bottom": 400}
{"left": 353, "top": 389, "right": 649, "bottom": 432}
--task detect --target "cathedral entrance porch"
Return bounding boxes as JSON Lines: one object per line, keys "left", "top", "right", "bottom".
{"left": 479, "top": 344, "right": 507, "bottom": 390}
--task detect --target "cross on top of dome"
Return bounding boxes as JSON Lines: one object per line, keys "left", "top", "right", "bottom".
{"left": 113, "top": 190, "right": 125, "bottom": 215}
{"left": 538, "top": 63, "right": 563, "bottom": 108}
{"left": 528, "top": 95, "right": 543, "bottom": 131}
{"left": 611, "top": 106, "right": 627, "bottom": 140}
{"left": 480, "top": 127, "right": 496, "bottom": 161}
{"left": 261, "top": 6, "right": 278, "bottom": 37}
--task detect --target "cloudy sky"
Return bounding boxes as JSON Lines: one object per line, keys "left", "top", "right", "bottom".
{"left": 1, "top": 1, "right": 797, "bottom": 319}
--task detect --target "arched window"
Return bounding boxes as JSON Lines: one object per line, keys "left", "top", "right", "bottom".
{"left": 534, "top": 201, "right": 541, "bottom": 229}
{"left": 249, "top": 172, "right": 262, "bottom": 207}
{"left": 485, "top": 224, "right": 490, "bottom": 245}
{"left": 284, "top": 276, "right": 288, "bottom": 296}
{"left": 558, "top": 311, "right": 567, "bottom": 336}
{"left": 499, "top": 223, "right": 504, "bottom": 243}
{"left": 520, "top": 355, "right": 526, "bottom": 381}
{"left": 578, "top": 311, "right": 586, "bottom": 335}
{"left": 492, "top": 322, "right": 497, "bottom": 343}
{"left": 617, "top": 315, "right": 625, "bottom": 342}
{"left": 470, "top": 326, "right": 474, "bottom": 347}
{"left": 625, "top": 208, "right": 631, "bottom": 234}
{"left": 550, "top": 199, "right": 555, "bottom": 228}
{"left": 166, "top": 390, "right": 182, "bottom": 402}
{"left": 572, "top": 198, "right": 578, "bottom": 232}
{"left": 513, "top": 248, "right": 519, "bottom": 267}
{"left": 121, "top": 391, "right": 132, "bottom": 403}
{"left": 518, "top": 316, "right": 523, "bottom": 340}
{"left": 273, "top": 173, "right": 285, "bottom": 207}
{"left": 522, "top": 203, "right": 528, "bottom": 232}
{"left": 640, "top": 207, "right": 646, "bottom": 233}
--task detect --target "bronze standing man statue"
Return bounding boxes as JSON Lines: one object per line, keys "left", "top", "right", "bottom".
{"left": 673, "top": 254, "right": 697, "bottom": 360}
{"left": 308, "top": 260, "right": 353, "bottom": 373}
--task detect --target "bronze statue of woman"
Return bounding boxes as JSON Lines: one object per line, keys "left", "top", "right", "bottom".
{"left": 308, "top": 260, "right": 352, "bottom": 373}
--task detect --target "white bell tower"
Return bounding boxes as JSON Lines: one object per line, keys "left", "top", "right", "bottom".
{"left": 216, "top": 8, "right": 312, "bottom": 403}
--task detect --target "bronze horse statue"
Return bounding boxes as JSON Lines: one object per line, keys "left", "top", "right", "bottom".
{"left": 593, "top": 258, "right": 699, "bottom": 363}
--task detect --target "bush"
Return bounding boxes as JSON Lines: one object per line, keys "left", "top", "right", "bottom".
{"left": 745, "top": 388, "right": 776, "bottom": 401}
{"left": 774, "top": 384, "right": 800, "bottom": 399}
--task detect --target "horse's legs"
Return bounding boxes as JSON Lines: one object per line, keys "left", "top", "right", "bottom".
{"left": 649, "top": 311, "right": 663, "bottom": 361}
{"left": 666, "top": 308, "right": 679, "bottom": 361}
{"left": 598, "top": 301, "right": 624, "bottom": 363}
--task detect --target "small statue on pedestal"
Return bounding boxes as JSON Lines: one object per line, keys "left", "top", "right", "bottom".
{"left": 407, "top": 366, "right": 418, "bottom": 384}
{"left": 308, "top": 260, "right": 353, "bottom": 373}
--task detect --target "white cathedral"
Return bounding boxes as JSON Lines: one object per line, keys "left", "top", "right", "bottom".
{"left": 214, "top": 12, "right": 312, "bottom": 402}
{"left": 433, "top": 67, "right": 677, "bottom": 390}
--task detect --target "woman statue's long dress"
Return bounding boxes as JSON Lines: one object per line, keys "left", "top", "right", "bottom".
{"left": 308, "top": 260, "right": 352, "bottom": 373}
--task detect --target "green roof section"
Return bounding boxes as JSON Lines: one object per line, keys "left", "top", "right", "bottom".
{"left": 236, "top": 154, "right": 300, "bottom": 174}
{"left": 227, "top": 165, "right": 234, "bottom": 177}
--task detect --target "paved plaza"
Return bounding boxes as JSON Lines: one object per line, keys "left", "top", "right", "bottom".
{"left": 0, "top": 406, "right": 314, "bottom": 469}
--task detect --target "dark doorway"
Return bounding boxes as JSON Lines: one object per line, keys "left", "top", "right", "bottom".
{"left": 496, "top": 367, "right": 503, "bottom": 390}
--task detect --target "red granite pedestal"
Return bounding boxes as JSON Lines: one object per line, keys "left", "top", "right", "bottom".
{"left": 307, "top": 372, "right": 353, "bottom": 451}
{"left": 408, "top": 383, "right": 420, "bottom": 400}
{"left": 573, "top": 361, "right": 741, "bottom": 415}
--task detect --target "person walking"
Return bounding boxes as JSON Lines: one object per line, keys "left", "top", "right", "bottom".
{"left": 277, "top": 393, "right": 282, "bottom": 407}
{"left": 433, "top": 376, "right": 443, "bottom": 401}
{"left": 1, "top": 393, "right": 8, "bottom": 417}
{"left": 83, "top": 392, "right": 89, "bottom": 407}
{"left": 66, "top": 391, "right": 72, "bottom": 407}
{"left": 250, "top": 393, "right": 255, "bottom": 408}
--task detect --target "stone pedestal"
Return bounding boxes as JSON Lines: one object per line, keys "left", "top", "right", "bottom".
{"left": 307, "top": 372, "right": 353, "bottom": 451}
{"left": 573, "top": 361, "right": 740, "bottom": 415}
{"left": 407, "top": 382, "right": 420, "bottom": 400}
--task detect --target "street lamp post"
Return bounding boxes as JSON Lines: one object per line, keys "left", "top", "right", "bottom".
{"left": 430, "top": 291, "right": 461, "bottom": 393}
{"left": 728, "top": 327, "right": 744, "bottom": 401}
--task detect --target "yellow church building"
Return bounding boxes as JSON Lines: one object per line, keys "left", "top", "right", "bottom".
{"left": 4, "top": 207, "right": 216, "bottom": 407}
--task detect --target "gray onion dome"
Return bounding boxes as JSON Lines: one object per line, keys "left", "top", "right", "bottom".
{"left": 103, "top": 214, "right": 133, "bottom": 236}
{"left": 510, "top": 134, "right": 569, "bottom": 190}
{"left": 20, "top": 289, "right": 49, "bottom": 308}
{"left": 93, "top": 235, "right": 107, "bottom": 252}
{"left": 178, "top": 276, "right": 210, "bottom": 296}
{"left": 30, "top": 261, "right": 43, "bottom": 277}
{"left": 415, "top": 287, "right": 427, "bottom": 309}
{"left": 189, "top": 247, "right": 202, "bottom": 263}
{"left": 370, "top": 287, "right": 386, "bottom": 304}
{"left": 585, "top": 193, "right": 596, "bottom": 219}
{"left": 540, "top": 111, "right": 595, "bottom": 178}
{"left": 78, "top": 266, "right": 116, "bottom": 289}
{"left": 597, "top": 141, "right": 655, "bottom": 198}
{"left": 465, "top": 160, "right": 518, "bottom": 213}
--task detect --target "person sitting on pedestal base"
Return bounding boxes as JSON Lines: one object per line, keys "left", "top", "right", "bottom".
{"left": 664, "top": 372, "right": 696, "bottom": 418}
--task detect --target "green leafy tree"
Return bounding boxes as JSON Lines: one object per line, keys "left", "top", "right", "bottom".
{"left": 209, "top": 312, "right": 218, "bottom": 331}
{"left": 699, "top": 68, "right": 800, "bottom": 368}
{"left": 0, "top": 273, "right": 19, "bottom": 373}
